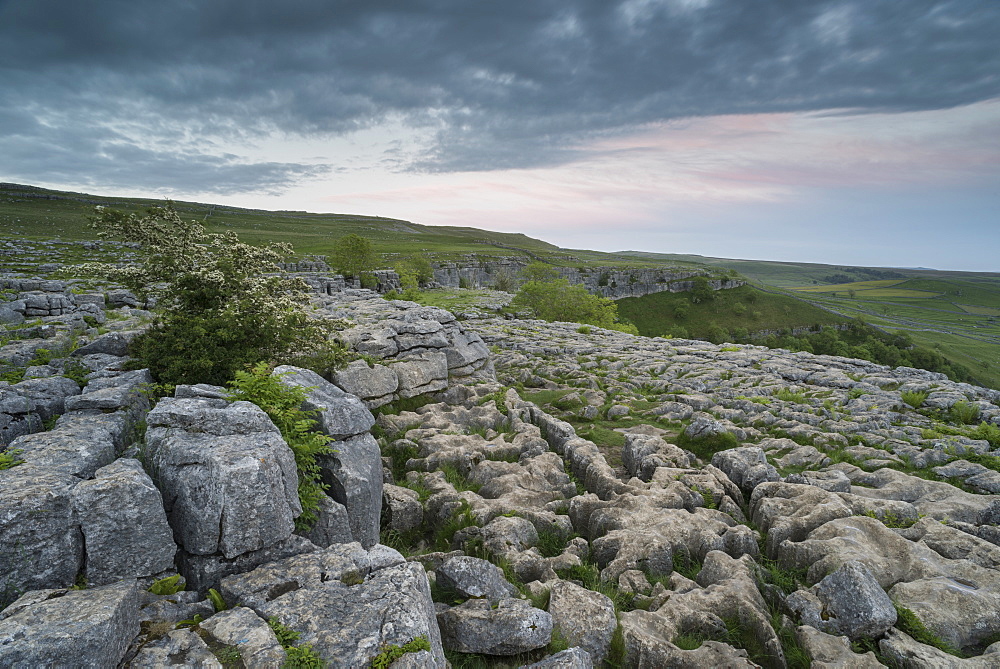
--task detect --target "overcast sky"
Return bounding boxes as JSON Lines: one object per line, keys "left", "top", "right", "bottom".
{"left": 1, "top": 0, "right": 998, "bottom": 271}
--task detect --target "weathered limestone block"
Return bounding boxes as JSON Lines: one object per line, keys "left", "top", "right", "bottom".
{"left": 178, "top": 533, "right": 319, "bottom": 594}
{"left": 711, "top": 446, "right": 779, "bottom": 496}
{"left": 393, "top": 351, "right": 449, "bottom": 398}
{"left": 70, "top": 458, "right": 176, "bottom": 586}
{"left": 8, "top": 416, "right": 119, "bottom": 478}
{"left": 273, "top": 365, "right": 375, "bottom": 439}
{"left": 129, "top": 628, "right": 222, "bottom": 668}
{"left": 0, "top": 465, "right": 82, "bottom": 603}
{"left": 300, "top": 494, "right": 354, "bottom": 548}
{"left": 441, "top": 328, "right": 491, "bottom": 372}
{"left": 795, "top": 626, "right": 884, "bottom": 668}
{"left": 145, "top": 397, "right": 300, "bottom": 559}
{"left": 220, "top": 544, "right": 445, "bottom": 668}
{"left": 383, "top": 483, "right": 424, "bottom": 532}
{"left": 547, "top": 579, "right": 617, "bottom": 664}
{"left": 71, "top": 331, "right": 136, "bottom": 357}
{"left": 750, "top": 482, "right": 853, "bottom": 557}
{"left": 619, "top": 552, "right": 780, "bottom": 668}
{"left": 332, "top": 359, "right": 399, "bottom": 407}
{"left": 437, "top": 598, "right": 552, "bottom": 656}
{"left": 319, "top": 433, "right": 383, "bottom": 548}
{"left": 879, "top": 628, "right": 1000, "bottom": 668}
{"left": 522, "top": 647, "right": 594, "bottom": 668}
{"left": 436, "top": 556, "right": 518, "bottom": 603}
{"left": 0, "top": 580, "right": 139, "bottom": 668}
{"left": 622, "top": 433, "right": 690, "bottom": 480}
{"left": 199, "top": 606, "right": 287, "bottom": 669}
{"left": 10, "top": 375, "right": 80, "bottom": 421}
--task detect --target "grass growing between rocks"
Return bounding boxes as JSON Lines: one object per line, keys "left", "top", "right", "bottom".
{"left": 893, "top": 604, "right": 964, "bottom": 657}
{"left": 675, "top": 429, "right": 739, "bottom": 462}
{"left": 370, "top": 636, "right": 431, "bottom": 669}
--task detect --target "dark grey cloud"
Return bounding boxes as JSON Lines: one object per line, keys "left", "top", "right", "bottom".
{"left": 1, "top": 0, "right": 998, "bottom": 188}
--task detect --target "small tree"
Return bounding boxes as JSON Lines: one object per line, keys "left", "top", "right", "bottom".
{"left": 689, "top": 276, "right": 714, "bottom": 304}
{"left": 521, "top": 262, "right": 559, "bottom": 283}
{"left": 332, "top": 234, "right": 378, "bottom": 282}
{"left": 512, "top": 277, "right": 637, "bottom": 334}
{"left": 83, "top": 204, "right": 349, "bottom": 386}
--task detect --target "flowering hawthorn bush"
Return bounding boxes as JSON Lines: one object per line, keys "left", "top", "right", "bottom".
{"left": 83, "top": 204, "right": 351, "bottom": 385}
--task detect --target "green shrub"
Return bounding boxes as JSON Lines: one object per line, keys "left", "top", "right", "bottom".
{"left": 333, "top": 233, "right": 378, "bottom": 280}
{"left": 513, "top": 278, "right": 634, "bottom": 332}
{"left": 949, "top": 400, "right": 981, "bottom": 425}
{"left": 83, "top": 204, "right": 347, "bottom": 387}
{"left": 968, "top": 422, "right": 1000, "bottom": 448}
{"left": 900, "top": 390, "right": 929, "bottom": 410}
{"left": 227, "top": 364, "right": 334, "bottom": 531}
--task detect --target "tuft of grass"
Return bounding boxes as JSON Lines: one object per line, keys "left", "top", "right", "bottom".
{"left": 894, "top": 604, "right": 964, "bottom": 657}
{"left": 439, "top": 463, "right": 482, "bottom": 494}
{"left": 266, "top": 616, "right": 325, "bottom": 667}
{"left": 433, "top": 500, "right": 479, "bottom": 552}
{"left": 775, "top": 388, "right": 807, "bottom": 404}
{"left": 535, "top": 525, "right": 574, "bottom": 558}
{"left": 671, "top": 551, "right": 702, "bottom": 581}
{"left": 676, "top": 429, "right": 739, "bottom": 462}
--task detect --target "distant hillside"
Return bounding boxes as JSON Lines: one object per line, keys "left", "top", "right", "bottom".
{"left": 0, "top": 183, "right": 698, "bottom": 270}
{"left": 618, "top": 252, "right": 1000, "bottom": 390}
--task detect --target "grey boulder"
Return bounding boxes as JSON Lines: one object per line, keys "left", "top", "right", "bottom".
{"left": 319, "top": 433, "right": 383, "bottom": 548}
{"left": 272, "top": 365, "right": 375, "bottom": 439}
{"left": 436, "top": 556, "right": 518, "bottom": 603}
{"left": 70, "top": 458, "right": 176, "bottom": 586}
{"left": 0, "top": 580, "right": 139, "bottom": 668}
{"left": 711, "top": 446, "right": 780, "bottom": 495}
{"left": 437, "top": 597, "right": 552, "bottom": 656}
{"left": 547, "top": 580, "right": 617, "bottom": 664}
{"left": 788, "top": 561, "right": 896, "bottom": 640}
{"left": 145, "top": 397, "right": 300, "bottom": 558}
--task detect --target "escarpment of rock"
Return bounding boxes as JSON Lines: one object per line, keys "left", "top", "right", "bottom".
{"left": 3, "top": 270, "right": 1000, "bottom": 667}
{"left": 428, "top": 258, "right": 743, "bottom": 299}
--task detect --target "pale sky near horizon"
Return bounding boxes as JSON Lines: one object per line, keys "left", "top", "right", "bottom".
{"left": 1, "top": 1, "right": 998, "bottom": 271}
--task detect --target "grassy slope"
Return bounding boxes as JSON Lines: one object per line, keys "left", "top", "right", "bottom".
{"left": 617, "top": 285, "right": 843, "bottom": 340}
{"left": 618, "top": 254, "right": 1000, "bottom": 389}
{"left": 0, "top": 183, "right": 703, "bottom": 270}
